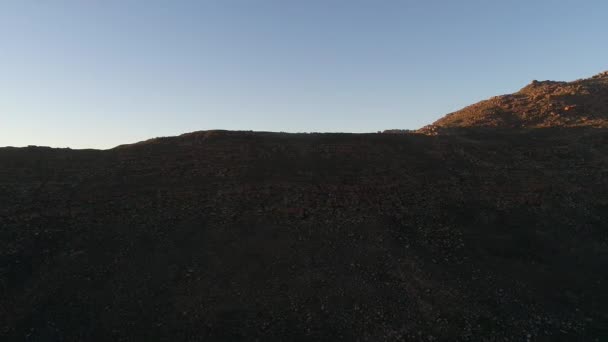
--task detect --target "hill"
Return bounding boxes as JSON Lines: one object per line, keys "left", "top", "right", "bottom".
{"left": 419, "top": 71, "right": 608, "bottom": 134}
{"left": 1, "top": 74, "right": 608, "bottom": 341}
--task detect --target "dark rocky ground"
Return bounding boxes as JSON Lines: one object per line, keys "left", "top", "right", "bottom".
{"left": 2, "top": 72, "right": 608, "bottom": 341}
{"left": 1, "top": 127, "right": 608, "bottom": 341}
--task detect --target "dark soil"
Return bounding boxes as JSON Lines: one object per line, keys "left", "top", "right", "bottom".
{"left": 2, "top": 73, "right": 608, "bottom": 341}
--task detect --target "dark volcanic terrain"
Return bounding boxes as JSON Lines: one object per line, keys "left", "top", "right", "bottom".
{"left": 2, "top": 73, "right": 608, "bottom": 341}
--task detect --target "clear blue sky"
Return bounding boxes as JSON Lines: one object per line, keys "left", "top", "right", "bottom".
{"left": 1, "top": 0, "right": 607, "bottom": 149}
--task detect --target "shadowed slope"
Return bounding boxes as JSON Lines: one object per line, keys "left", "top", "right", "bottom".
{"left": 2, "top": 71, "right": 608, "bottom": 341}
{"left": 1, "top": 129, "right": 608, "bottom": 341}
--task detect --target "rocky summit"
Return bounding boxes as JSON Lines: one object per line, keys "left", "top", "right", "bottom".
{"left": 1, "top": 73, "right": 608, "bottom": 341}
{"left": 419, "top": 71, "right": 608, "bottom": 134}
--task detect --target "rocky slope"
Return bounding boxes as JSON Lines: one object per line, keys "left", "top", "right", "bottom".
{"left": 420, "top": 71, "right": 608, "bottom": 134}
{"left": 1, "top": 74, "right": 608, "bottom": 341}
